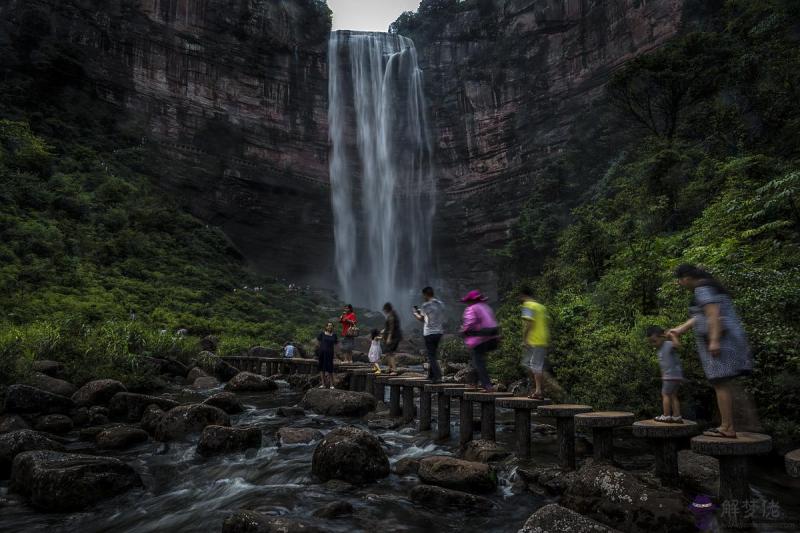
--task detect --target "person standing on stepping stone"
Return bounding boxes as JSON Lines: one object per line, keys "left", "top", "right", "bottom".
{"left": 381, "top": 302, "right": 402, "bottom": 375}
{"left": 669, "top": 264, "right": 753, "bottom": 439}
{"left": 519, "top": 285, "right": 549, "bottom": 400}
{"left": 316, "top": 322, "right": 338, "bottom": 389}
{"left": 460, "top": 290, "right": 500, "bottom": 392}
{"left": 414, "top": 286, "right": 445, "bottom": 383}
{"left": 338, "top": 304, "right": 358, "bottom": 363}
{"left": 646, "top": 325, "right": 684, "bottom": 423}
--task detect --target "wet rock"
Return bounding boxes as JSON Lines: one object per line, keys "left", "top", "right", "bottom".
{"left": 367, "top": 417, "right": 402, "bottom": 431}
{"left": 0, "top": 415, "right": 30, "bottom": 433}
{"left": 89, "top": 405, "right": 110, "bottom": 425}
{"left": 222, "top": 511, "right": 322, "bottom": 533}
{"left": 460, "top": 440, "right": 511, "bottom": 463}
{"left": 96, "top": 426, "right": 149, "bottom": 450}
{"left": 225, "top": 372, "right": 278, "bottom": 392}
{"left": 518, "top": 504, "right": 621, "bottom": 533}
{"left": 517, "top": 465, "right": 577, "bottom": 496}
{"left": 193, "top": 376, "right": 222, "bottom": 390}
{"left": 312, "top": 426, "right": 390, "bottom": 484}
{"left": 187, "top": 367, "right": 210, "bottom": 384}
{"left": 80, "top": 424, "right": 123, "bottom": 441}
{"left": 4, "top": 384, "right": 75, "bottom": 415}
{"left": 214, "top": 358, "right": 240, "bottom": 382}
{"left": 312, "top": 500, "right": 354, "bottom": 519}
{"left": 284, "top": 374, "right": 320, "bottom": 391}
{"left": 204, "top": 392, "right": 244, "bottom": 414}
{"left": 410, "top": 485, "right": 494, "bottom": 511}
{"left": 71, "top": 407, "right": 90, "bottom": 427}
{"left": 417, "top": 456, "right": 497, "bottom": 494}
{"left": 561, "top": 462, "right": 695, "bottom": 533}
{"left": 678, "top": 450, "right": 719, "bottom": 497}
{"left": 454, "top": 367, "right": 478, "bottom": 384}
{"left": 140, "top": 405, "right": 165, "bottom": 435}
{"left": 276, "top": 406, "right": 305, "bottom": 417}
{"left": 196, "top": 425, "right": 261, "bottom": 456}
{"left": 31, "top": 360, "right": 64, "bottom": 377}
{"left": 301, "top": 388, "right": 376, "bottom": 417}
{"left": 10, "top": 450, "right": 142, "bottom": 512}
{"left": 26, "top": 372, "right": 77, "bottom": 398}
{"left": 394, "top": 457, "right": 421, "bottom": 476}
{"left": 34, "top": 414, "right": 73, "bottom": 435}
{"left": 72, "top": 379, "right": 127, "bottom": 407}
{"left": 0, "top": 430, "right": 65, "bottom": 477}
{"left": 154, "top": 404, "right": 230, "bottom": 441}
{"left": 278, "top": 427, "right": 323, "bottom": 446}
{"left": 109, "top": 392, "right": 180, "bottom": 422}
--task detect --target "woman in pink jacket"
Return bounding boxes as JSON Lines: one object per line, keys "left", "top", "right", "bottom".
{"left": 460, "top": 290, "right": 500, "bottom": 392}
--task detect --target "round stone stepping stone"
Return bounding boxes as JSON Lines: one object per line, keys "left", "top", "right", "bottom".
{"left": 495, "top": 397, "right": 552, "bottom": 409}
{"left": 424, "top": 383, "right": 471, "bottom": 392}
{"left": 536, "top": 404, "right": 592, "bottom": 469}
{"left": 785, "top": 449, "right": 800, "bottom": 478}
{"left": 443, "top": 387, "right": 481, "bottom": 397}
{"left": 691, "top": 432, "right": 772, "bottom": 503}
{"left": 632, "top": 419, "right": 701, "bottom": 439}
{"left": 496, "top": 397, "right": 553, "bottom": 457}
{"left": 575, "top": 411, "right": 634, "bottom": 428}
{"left": 463, "top": 392, "right": 513, "bottom": 402}
{"left": 537, "top": 404, "right": 592, "bottom": 418}
{"left": 633, "top": 420, "right": 701, "bottom": 486}
{"left": 462, "top": 392, "right": 512, "bottom": 442}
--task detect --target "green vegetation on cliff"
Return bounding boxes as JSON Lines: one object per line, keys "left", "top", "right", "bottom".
{"left": 486, "top": 0, "right": 800, "bottom": 449}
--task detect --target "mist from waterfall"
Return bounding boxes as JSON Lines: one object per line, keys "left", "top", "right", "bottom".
{"left": 328, "top": 31, "right": 435, "bottom": 312}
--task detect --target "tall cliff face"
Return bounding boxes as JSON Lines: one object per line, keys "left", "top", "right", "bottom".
{"left": 408, "top": 0, "right": 688, "bottom": 297}
{"left": 0, "top": 0, "right": 334, "bottom": 283}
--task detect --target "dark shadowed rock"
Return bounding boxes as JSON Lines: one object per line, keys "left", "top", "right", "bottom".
{"left": 89, "top": 406, "right": 111, "bottom": 426}
{"left": 193, "top": 376, "right": 222, "bottom": 390}
{"left": 140, "top": 405, "right": 165, "bottom": 435}
{"left": 301, "top": 388, "right": 376, "bottom": 417}
{"left": 417, "top": 456, "right": 497, "bottom": 494}
{"left": 196, "top": 425, "right": 262, "bottom": 456}
{"left": 460, "top": 440, "right": 511, "bottom": 463}
{"left": 278, "top": 427, "right": 323, "bottom": 446}
{"left": 222, "top": 511, "right": 323, "bottom": 533}
{"left": 225, "top": 372, "right": 278, "bottom": 392}
{"left": 312, "top": 501, "right": 354, "bottom": 519}
{"left": 72, "top": 380, "right": 127, "bottom": 407}
{"left": 200, "top": 336, "right": 218, "bottom": 353}
{"left": 0, "top": 415, "right": 30, "bottom": 433}
{"left": 34, "top": 414, "right": 73, "bottom": 435}
{"left": 26, "top": 373, "right": 77, "bottom": 398}
{"left": 277, "top": 406, "right": 305, "bottom": 417}
{"left": 187, "top": 367, "right": 211, "bottom": 384}
{"left": 312, "top": 426, "right": 389, "bottom": 484}
{"left": 4, "top": 385, "right": 74, "bottom": 415}
{"left": 0, "top": 430, "right": 65, "bottom": 477}
{"left": 410, "top": 485, "right": 494, "bottom": 512}
{"left": 109, "top": 392, "right": 179, "bottom": 422}
{"left": 31, "top": 360, "right": 65, "bottom": 377}
{"left": 517, "top": 465, "right": 578, "bottom": 496}
{"left": 154, "top": 404, "right": 230, "bottom": 441}
{"left": 80, "top": 424, "right": 123, "bottom": 441}
{"left": 214, "top": 359, "right": 240, "bottom": 382}
{"left": 204, "top": 392, "right": 245, "bottom": 414}
{"left": 518, "top": 504, "right": 622, "bottom": 533}
{"left": 10, "top": 450, "right": 142, "bottom": 512}
{"left": 561, "top": 462, "right": 695, "bottom": 533}
{"left": 394, "top": 457, "right": 421, "bottom": 476}
{"left": 96, "top": 426, "right": 149, "bottom": 450}
{"left": 454, "top": 367, "right": 478, "bottom": 384}
{"left": 678, "top": 450, "right": 719, "bottom": 497}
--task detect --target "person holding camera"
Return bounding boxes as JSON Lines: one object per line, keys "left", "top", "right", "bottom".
{"left": 413, "top": 286, "right": 445, "bottom": 383}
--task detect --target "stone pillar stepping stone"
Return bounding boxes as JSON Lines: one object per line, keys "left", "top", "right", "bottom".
{"left": 443, "top": 387, "right": 481, "bottom": 446}
{"left": 463, "top": 392, "right": 513, "bottom": 442}
{"left": 632, "top": 419, "right": 701, "bottom": 486}
{"left": 388, "top": 378, "right": 427, "bottom": 422}
{"left": 574, "top": 411, "right": 634, "bottom": 463}
{"left": 364, "top": 373, "right": 377, "bottom": 398}
{"left": 424, "top": 384, "right": 471, "bottom": 440}
{"left": 691, "top": 432, "right": 772, "bottom": 503}
{"left": 537, "top": 404, "right": 593, "bottom": 469}
{"left": 495, "top": 397, "right": 552, "bottom": 457}
{"left": 374, "top": 375, "right": 393, "bottom": 404}
{"left": 786, "top": 449, "right": 800, "bottom": 478}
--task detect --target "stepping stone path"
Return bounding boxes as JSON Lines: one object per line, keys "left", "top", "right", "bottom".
{"left": 632, "top": 419, "right": 701, "bottom": 486}
{"left": 443, "top": 386, "right": 482, "bottom": 446}
{"left": 786, "top": 449, "right": 800, "bottom": 478}
{"left": 392, "top": 377, "right": 431, "bottom": 423}
{"left": 423, "top": 383, "right": 471, "bottom": 440}
{"left": 537, "top": 404, "right": 593, "bottom": 469}
{"left": 463, "top": 391, "right": 512, "bottom": 442}
{"left": 574, "top": 411, "right": 634, "bottom": 463}
{"left": 495, "top": 397, "right": 552, "bottom": 457}
{"left": 691, "top": 432, "right": 772, "bottom": 503}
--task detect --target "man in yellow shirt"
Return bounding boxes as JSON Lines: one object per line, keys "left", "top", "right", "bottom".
{"left": 520, "top": 285, "right": 550, "bottom": 400}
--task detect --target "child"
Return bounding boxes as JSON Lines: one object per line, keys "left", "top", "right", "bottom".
{"left": 646, "top": 325, "right": 684, "bottom": 423}
{"left": 283, "top": 341, "right": 296, "bottom": 359}
{"left": 368, "top": 329, "right": 382, "bottom": 374}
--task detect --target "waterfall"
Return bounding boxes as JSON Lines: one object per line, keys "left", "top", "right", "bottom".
{"left": 328, "top": 31, "right": 435, "bottom": 311}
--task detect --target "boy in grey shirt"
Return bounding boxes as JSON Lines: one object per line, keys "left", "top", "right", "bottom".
{"left": 646, "top": 326, "right": 684, "bottom": 423}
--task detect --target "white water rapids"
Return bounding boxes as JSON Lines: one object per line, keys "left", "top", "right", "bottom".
{"left": 328, "top": 31, "right": 435, "bottom": 311}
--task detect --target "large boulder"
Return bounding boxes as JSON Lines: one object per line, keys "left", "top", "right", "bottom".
{"left": 561, "top": 463, "right": 695, "bottom": 533}
{"left": 10, "top": 450, "right": 142, "bottom": 512}
{"left": 193, "top": 376, "right": 221, "bottom": 390}
{"left": 0, "top": 430, "right": 65, "bottom": 477}
{"left": 187, "top": 367, "right": 210, "bottom": 384}
{"left": 410, "top": 485, "right": 494, "bottom": 511}
{"left": 417, "top": 456, "right": 497, "bottom": 494}
{"left": 394, "top": 457, "right": 421, "bottom": 476}
{"left": 0, "top": 415, "right": 30, "bottom": 433}
{"left": 204, "top": 392, "right": 244, "bottom": 414}
{"left": 96, "top": 426, "right": 149, "bottom": 450}
{"left": 140, "top": 405, "right": 165, "bottom": 435}
{"left": 108, "top": 392, "right": 179, "bottom": 422}
{"left": 678, "top": 450, "right": 719, "bottom": 497}
{"left": 518, "top": 504, "right": 622, "bottom": 533}
{"left": 71, "top": 379, "right": 127, "bottom": 407}
{"left": 26, "top": 373, "right": 77, "bottom": 398}
{"left": 154, "top": 404, "right": 230, "bottom": 441}
{"left": 301, "top": 389, "right": 376, "bottom": 417}
{"left": 214, "top": 358, "right": 240, "bottom": 382}
{"left": 278, "top": 427, "right": 323, "bottom": 446}
{"left": 31, "top": 360, "right": 65, "bottom": 377}
{"left": 222, "top": 511, "right": 322, "bottom": 533}
{"left": 4, "top": 385, "right": 74, "bottom": 415}
{"left": 34, "top": 414, "right": 73, "bottom": 435}
{"left": 196, "top": 425, "right": 262, "bottom": 456}
{"left": 517, "top": 465, "right": 578, "bottom": 496}
{"left": 225, "top": 372, "right": 278, "bottom": 392}
{"left": 460, "top": 440, "right": 511, "bottom": 463}
{"left": 311, "top": 426, "right": 390, "bottom": 484}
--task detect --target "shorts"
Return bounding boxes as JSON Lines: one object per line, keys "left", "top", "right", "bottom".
{"left": 661, "top": 379, "right": 682, "bottom": 395}
{"left": 341, "top": 336, "right": 355, "bottom": 351}
{"left": 522, "top": 346, "right": 547, "bottom": 373}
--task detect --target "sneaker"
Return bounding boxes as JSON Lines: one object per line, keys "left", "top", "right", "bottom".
{"left": 669, "top": 416, "right": 683, "bottom": 424}
{"left": 318, "top": 385, "right": 325, "bottom": 389}
{"left": 654, "top": 415, "right": 671, "bottom": 422}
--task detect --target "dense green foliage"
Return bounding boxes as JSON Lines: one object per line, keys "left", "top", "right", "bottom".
{"left": 489, "top": 0, "right": 800, "bottom": 450}
{"left": 0, "top": 121, "right": 325, "bottom": 386}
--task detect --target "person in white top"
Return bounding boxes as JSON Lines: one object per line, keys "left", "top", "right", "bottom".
{"left": 368, "top": 329, "right": 383, "bottom": 374}
{"left": 413, "top": 286, "right": 445, "bottom": 383}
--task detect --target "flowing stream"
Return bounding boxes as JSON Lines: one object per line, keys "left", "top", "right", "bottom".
{"left": 328, "top": 31, "right": 435, "bottom": 312}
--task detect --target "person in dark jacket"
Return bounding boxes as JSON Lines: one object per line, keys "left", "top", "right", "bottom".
{"left": 381, "top": 302, "right": 402, "bottom": 375}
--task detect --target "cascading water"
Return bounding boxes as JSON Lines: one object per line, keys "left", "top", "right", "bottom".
{"left": 328, "top": 31, "right": 435, "bottom": 311}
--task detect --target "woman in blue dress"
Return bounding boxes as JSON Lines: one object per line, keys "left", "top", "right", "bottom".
{"left": 668, "top": 265, "right": 753, "bottom": 438}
